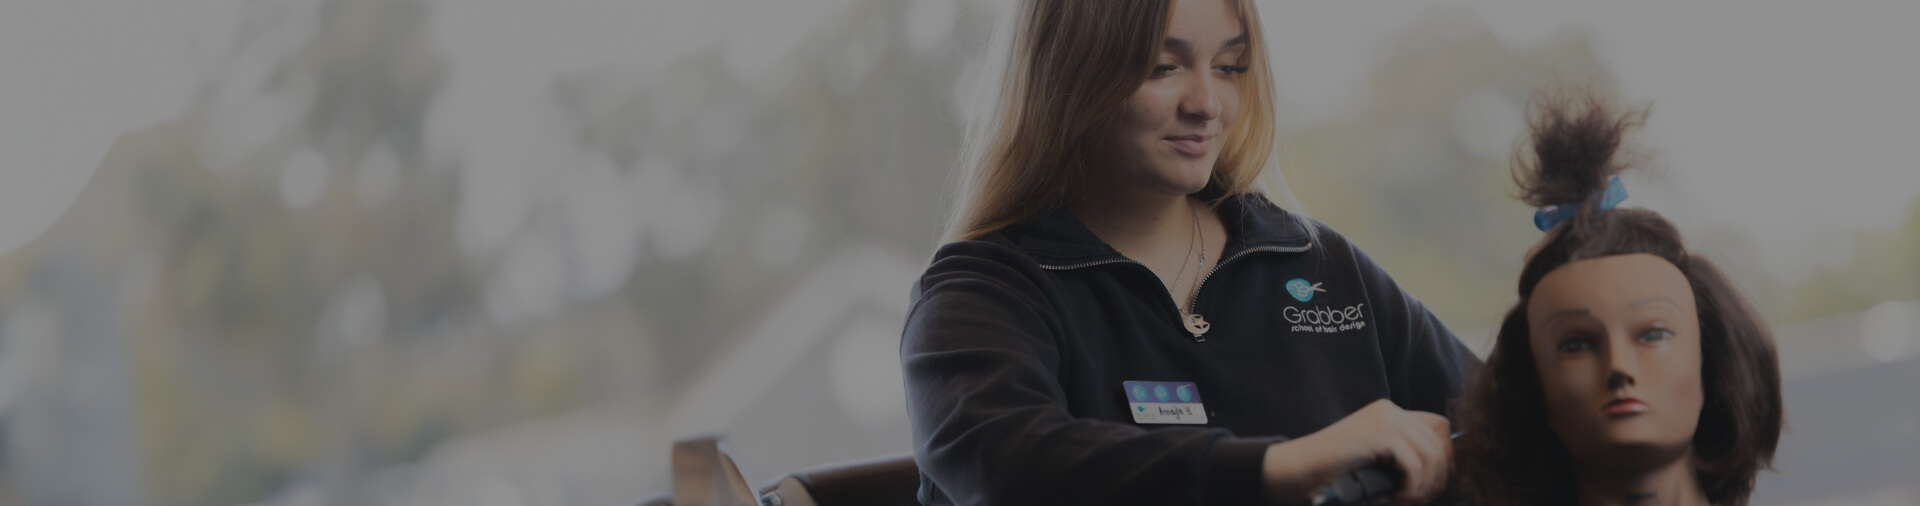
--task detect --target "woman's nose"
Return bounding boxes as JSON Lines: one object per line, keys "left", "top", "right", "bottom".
{"left": 1178, "top": 75, "right": 1222, "bottom": 121}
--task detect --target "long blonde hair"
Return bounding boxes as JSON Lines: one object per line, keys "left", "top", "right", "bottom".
{"left": 945, "top": 0, "right": 1304, "bottom": 242}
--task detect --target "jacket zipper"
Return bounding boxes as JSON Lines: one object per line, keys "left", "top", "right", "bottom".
{"left": 1038, "top": 242, "right": 1313, "bottom": 342}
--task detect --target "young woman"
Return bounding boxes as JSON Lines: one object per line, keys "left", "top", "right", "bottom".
{"left": 1452, "top": 90, "right": 1784, "bottom": 506}
{"left": 899, "top": 1, "right": 1479, "bottom": 504}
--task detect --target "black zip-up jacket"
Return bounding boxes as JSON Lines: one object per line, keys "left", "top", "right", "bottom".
{"left": 900, "top": 191, "right": 1479, "bottom": 505}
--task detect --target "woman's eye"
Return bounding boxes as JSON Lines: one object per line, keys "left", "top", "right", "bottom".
{"left": 1151, "top": 64, "right": 1178, "bottom": 76}
{"left": 1639, "top": 327, "right": 1675, "bottom": 343}
{"left": 1217, "top": 65, "right": 1249, "bottom": 75}
{"left": 1556, "top": 338, "right": 1594, "bottom": 353}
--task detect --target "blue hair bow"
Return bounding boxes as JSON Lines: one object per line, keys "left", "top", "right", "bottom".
{"left": 1533, "top": 176, "right": 1627, "bottom": 231}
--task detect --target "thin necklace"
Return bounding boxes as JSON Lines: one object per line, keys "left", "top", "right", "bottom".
{"left": 1190, "top": 199, "right": 1206, "bottom": 307}
{"left": 1181, "top": 198, "right": 1215, "bottom": 340}
{"left": 1174, "top": 198, "right": 1204, "bottom": 315}
{"left": 1170, "top": 206, "right": 1195, "bottom": 295}
{"left": 1193, "top": 198, "right": 1206, "bottom": 269}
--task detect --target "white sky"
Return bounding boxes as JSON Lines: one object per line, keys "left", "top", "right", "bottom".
{"left": 3, "top": 0, "right": 1916, "bottom": 276}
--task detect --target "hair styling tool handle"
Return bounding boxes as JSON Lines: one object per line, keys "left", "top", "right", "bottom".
{"left": 1308, "top": 431, "right": 1460, "bottom": 505}
{"left": 1308, "top": 465, "right": 1398, "bottom": 506}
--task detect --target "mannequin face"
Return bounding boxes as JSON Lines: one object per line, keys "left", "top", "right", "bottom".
{"left": 1089, "top": 0, "right": 1245, "bottom": 198}
{"left": 1526, "top": 253, "right": 1705, "bottom": 470}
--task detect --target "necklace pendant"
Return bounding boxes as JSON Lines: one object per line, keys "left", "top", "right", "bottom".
{"left": 1183, "top": 313, "right": 1211, "bottom": 341}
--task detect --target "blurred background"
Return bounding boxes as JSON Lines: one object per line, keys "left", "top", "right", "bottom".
{"left": 1, "top": 0, "right": 1916, "bottom": 504}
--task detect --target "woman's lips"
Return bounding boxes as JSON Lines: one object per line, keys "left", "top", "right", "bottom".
{"left": 1165, "top": 135, "right": 1214, "bottom": 156}
{"left": 1602, "top": 398, "right": 1650, "bottom": 416}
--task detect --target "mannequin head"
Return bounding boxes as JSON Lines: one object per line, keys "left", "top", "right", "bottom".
{"left": 1454, "top": 89, "right": 1783, "bottom": 506}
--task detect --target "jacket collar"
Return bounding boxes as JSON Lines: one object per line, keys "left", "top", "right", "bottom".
{"left": 999, "top": 185, "right": 1313, "bottom": 267}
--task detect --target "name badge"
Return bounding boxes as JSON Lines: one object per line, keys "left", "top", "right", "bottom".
{"left": 1123, "top": 381, "right": 1208, "bottom": 425}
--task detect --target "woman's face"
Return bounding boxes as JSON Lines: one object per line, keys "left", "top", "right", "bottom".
{"left": 1092, "top": 0, "right": 1246, "bottom": 197}
{"left": 1526, "top": 253, "right": 1705, "bottom": 470}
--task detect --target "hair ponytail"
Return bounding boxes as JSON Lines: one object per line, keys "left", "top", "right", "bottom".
{"left": 1512, "top": 87, "right": 1647, "bottom": 216}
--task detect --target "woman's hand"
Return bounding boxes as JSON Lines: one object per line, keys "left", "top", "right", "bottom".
{"left": 1259, "top": 399, "right": 1453, "bottom": 506}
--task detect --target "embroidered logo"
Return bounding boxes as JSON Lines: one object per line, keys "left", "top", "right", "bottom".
{"left": 1285, "top": 278, "right": 1325, "bottom": 302}
{"left": 1281, "top": 278, "right": 1367, "bottom": 334}
{"left": 1283, "top": 303, "right": 1369, "bottom": 334}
